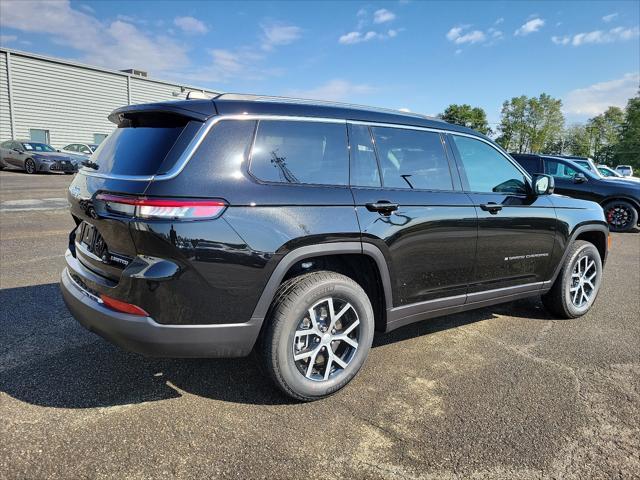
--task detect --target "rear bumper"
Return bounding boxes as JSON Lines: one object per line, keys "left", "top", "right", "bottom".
{"left": 60, "top": 266, "right": 261, "bottom": 358}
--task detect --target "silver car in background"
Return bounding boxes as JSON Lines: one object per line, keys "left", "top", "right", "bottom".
{"left": 0, "top": 140, "right": 78, "bottom": 174}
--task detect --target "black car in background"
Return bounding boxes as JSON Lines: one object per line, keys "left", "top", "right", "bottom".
{"left": 60, "top": 95, "right": 609, "bottom": 401}
{"left": 0, "top": 140, "right": 78, "bottom": 174}
{"left": 511, "top": 153, "right": 640, "bottom": 232}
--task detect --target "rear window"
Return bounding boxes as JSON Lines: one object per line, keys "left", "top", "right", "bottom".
{"left": 249, "top": 120, "right": 348, "bottom": 186}
{"left": 89, "top": 113, "right": 197, "bottom": 176}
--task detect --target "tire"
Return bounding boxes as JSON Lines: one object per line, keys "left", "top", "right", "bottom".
{"left": 261, "top": 271, "right": 374, "bottom": 401}
{"left": 542, "top": 240, "right": 603, "bottom": 319}
{"left": 603, "top": 200, "right": 638, "bottom": 232}
{"left": 25, "top": 158, "right": 37, "bottom": 174}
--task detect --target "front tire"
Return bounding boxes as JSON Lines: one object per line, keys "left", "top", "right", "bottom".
{"left": 604, "top": 200, "right": 638, "bottom": 232}
{"left": 542, "top": 240, "right": 603, "bottom": 318}
{"left": 261, "top": 271, "right": 374, "bottom": 401}
{"left": 25, "top": 158, "right": 37, "bottom": 174}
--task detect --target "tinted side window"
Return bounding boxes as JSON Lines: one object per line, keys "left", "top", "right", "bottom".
{"left": 453, "top": 136, "right": 527, "bottom": 194}
{"left": 370, "top": 127, "right": 453, "bottom": 190}
{"left": 348, "top": 124, "right": 380, "bottom": 187}
{"left": 250, "top": 120, "right": 348, "bottom": 186}
{"left": 514, "top": 156, "right": 539, "bottom": 174}
{"left": 544, "top": 159, "right": 579, "bottom": 178}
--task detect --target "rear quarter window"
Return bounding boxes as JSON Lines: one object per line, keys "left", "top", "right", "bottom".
{"left": 249, "top": 120, "right": 349, "bottom": 186}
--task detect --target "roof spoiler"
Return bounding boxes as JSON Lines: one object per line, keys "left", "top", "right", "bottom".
{"left": 108, "top": 101, "right": 217, "bottom": 124}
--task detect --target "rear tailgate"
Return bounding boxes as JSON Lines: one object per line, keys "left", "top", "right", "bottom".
{"left": 67, "top": 104, "right": 213, "bottom": 282}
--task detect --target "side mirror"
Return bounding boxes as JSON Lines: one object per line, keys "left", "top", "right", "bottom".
{"left": 573, "top": 173, "right": 587, "bottom": 184}
{"left": 532, "top": 174, "right": 554, "bottom": 195}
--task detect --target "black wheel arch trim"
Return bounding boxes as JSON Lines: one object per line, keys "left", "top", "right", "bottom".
{"left": 249, "top": 242, "right": 393, "bottom": 322}
{"left": 543, "top": 222, "right": 609, "bottom": 289}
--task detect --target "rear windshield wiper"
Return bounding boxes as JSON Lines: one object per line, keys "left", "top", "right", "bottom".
{"left": 82, "top": 160, "right": 99, "bottom": 170}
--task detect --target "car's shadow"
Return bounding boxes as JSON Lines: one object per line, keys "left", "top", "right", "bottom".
{"left": 0, "top": 283, "right": 552, "bottom": 408}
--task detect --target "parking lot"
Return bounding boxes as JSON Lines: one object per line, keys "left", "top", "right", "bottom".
{"left": 1, "top": 169, "right": 639, "bottom": 479}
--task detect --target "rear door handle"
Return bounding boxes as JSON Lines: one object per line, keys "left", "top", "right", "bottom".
{"left": 366, "top": 201, "right": 399, "bottom": 215}
{"left": 480, "top": 202, "right": 502, "bottom": 214}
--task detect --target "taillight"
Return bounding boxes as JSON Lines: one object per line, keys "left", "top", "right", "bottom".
{"left": 95, "top": 193, "right": 227, "bottom": 220}
{"left": 100, "top": 294, "right": 149, "bottom": 316}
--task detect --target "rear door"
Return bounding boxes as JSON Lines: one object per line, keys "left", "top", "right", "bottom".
{"left": 67, "top": 110, "right": 206, "bottom": 281}
{"left": 448, "top": 134, "right": 557, "bottom": 293}
{"left": 349, "top": 123, "right": 477, "bottom": 308}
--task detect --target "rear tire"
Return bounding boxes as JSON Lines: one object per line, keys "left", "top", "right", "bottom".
{"left": 603, "top": 200, "right": 638, "bottom": 232}
{"left": 261, "top": 271, "right": 374, "bottom": 401}
{"left": 542, "top": 240, "right": 603, "bottom": 319}
{"left": 25, "top": 158, "right": 37, "bottom": 174}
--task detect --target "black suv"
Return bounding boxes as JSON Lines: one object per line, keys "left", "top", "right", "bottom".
{"left": 511, "top": 153, "right": 640, "bottom": 232}
{"left": 61, "top": 95, "right": 609, "bottom": 401}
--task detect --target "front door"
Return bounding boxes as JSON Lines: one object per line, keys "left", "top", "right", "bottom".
{"left": 542, "top": 157, "right": 601, "bottom": 203}
{"left": 448, "top": 134, "right": 557, "bottom": 293}
{"left": 349, "top": 124, "right": 477, "bottom": 308}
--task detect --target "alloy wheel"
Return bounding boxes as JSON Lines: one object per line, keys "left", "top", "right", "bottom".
{"left": 25, "top": 159, "right": 36, "bottom": 174}
{"left": 606, "top": 204, "right": 632, "bottom": 230}
{"left": 569, "top": 254, "right": 598, "bottom": 308}
{"left": 292, "top": 297, "right": 360, "bottom": 382}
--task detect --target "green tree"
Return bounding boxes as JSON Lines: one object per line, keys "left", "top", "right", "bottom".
{"left": 495, "top": 94, "right": 564, "bottom": 153}
{"left": 564, "top": 124, "right": 591, "bottom": 157}
{"left": 439, "top": 104, "right": 491, "bottom": 135}
{"left": 588, "top": 106, "right": 625, "bottom": 164}
{"left": 613, "top": 95, "right": 640, "bottom": 170}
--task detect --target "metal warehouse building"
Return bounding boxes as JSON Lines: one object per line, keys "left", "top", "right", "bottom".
{"left": 0, "top": 48, "right": 219, "bottom": 147}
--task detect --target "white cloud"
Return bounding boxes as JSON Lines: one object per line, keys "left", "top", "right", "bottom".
{"left": 288, "top": 79, "right": 375, "bottom": 101}
{"left": 602, "top": 13, "right": 618, "bottom": 23}
{"left": 514, "top": 17, "right": 545, "bottom": 36}
{"left": 0, "top": 0, "right": 189, "bottom": 74}
{"left": 260, "top": 23, "right": 302, "bottom": 50}
{"left": 373, "top": 9, "right": 396, "bottom": 24}
{"left": 339, "top": 29, "right": 399, "bottom": 44}
{"left": 174, "top": 16, "right": 208, "bottom": 35}
{"left": 446, "top": 26, "right": 486, "bottom": 44}
{"left": 0, "top": 34, "right": 17, "bottom": 44}
{"left": 551, "top": 35, "right": 570, "bottom": 45}
{"left": 563, "top": 72, "right": 640, "bottom": 117}
{"left": 553, "top": 26, "right": 640, "bottom": 46}
{"left": 494, "top": 17, "right": 504, "bottom": 25}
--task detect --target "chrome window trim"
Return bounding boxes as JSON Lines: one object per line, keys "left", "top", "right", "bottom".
{"left": 78, "top": 113, "right": 529, "bottom": 183}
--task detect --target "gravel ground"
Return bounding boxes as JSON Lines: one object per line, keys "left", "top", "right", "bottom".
{"left": 1, "top": 170, "right": 639, "bottom": 479}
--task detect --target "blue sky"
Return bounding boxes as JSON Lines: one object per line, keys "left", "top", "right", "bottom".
{"left": 0, "top": 0, "right": 638, "bottom": 127}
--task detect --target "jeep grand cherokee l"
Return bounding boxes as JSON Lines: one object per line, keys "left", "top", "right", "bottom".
{"left": 60, "top": 94, "right": 609, "bottom": 401}
{"left": 511, "top": 153, "right": 640, "bottom": 232}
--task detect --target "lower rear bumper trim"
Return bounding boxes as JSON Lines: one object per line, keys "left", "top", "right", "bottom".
{"left": 60, "top": 267, "right": 262, "bottom": 358}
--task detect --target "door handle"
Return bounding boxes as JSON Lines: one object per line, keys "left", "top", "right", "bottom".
{"left": 366, "top": 201, "right": 399, "bottom": 215}
{"left": 480, "top": 202, "right": 502, "bottom": 214}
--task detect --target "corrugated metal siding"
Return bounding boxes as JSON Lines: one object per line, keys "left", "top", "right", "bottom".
{"left": 130, "top": 77, "right": 205, "bottom": 105}
{"left": 10, "top": 54, "right": 126, "bottom": 147}
{"left": 0, "top": 52, "right": 11, "bottom": 141}
{"left": 0, "top": 49, "right": 218, "bottom": 147}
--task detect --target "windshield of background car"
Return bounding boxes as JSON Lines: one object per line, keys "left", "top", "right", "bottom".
{"left": 21, "top": 143, "right": 56, "bottom": 152}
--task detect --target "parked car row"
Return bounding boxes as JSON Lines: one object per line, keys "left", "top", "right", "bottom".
{"left": 0, "top": 139, "right": 101, "bottom": 174}
{"left": 511, "top": 153, "right": 640, "bottom": 232}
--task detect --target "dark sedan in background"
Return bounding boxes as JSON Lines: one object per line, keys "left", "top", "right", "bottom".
{"left": 0, "top": 140, "right": 79, "bottom": 174}
{"left": 511, "top": 153, "right": 640, "bottom": 232}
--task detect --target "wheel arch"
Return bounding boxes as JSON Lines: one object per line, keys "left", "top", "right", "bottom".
{"left": 250, "top": 242, "right": 393, "bottom": 331}
{"left": 544, "top": 223, "right": 609, "bottom": 289}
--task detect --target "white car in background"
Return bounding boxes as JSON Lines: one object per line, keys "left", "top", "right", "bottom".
{"left": 615, "top": 165, "right": 634, "bottom": 177}
{"left": 61, "top": 143, "right": 99, "bottom": 158}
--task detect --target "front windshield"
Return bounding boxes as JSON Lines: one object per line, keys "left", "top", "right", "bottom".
{"left": 21, "top": 142, "right": 56, "bottom": 152}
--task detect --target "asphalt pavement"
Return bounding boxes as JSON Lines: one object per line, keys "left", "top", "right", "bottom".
{"left": 1, "top": 170, "right": 639, "bottom": 479}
